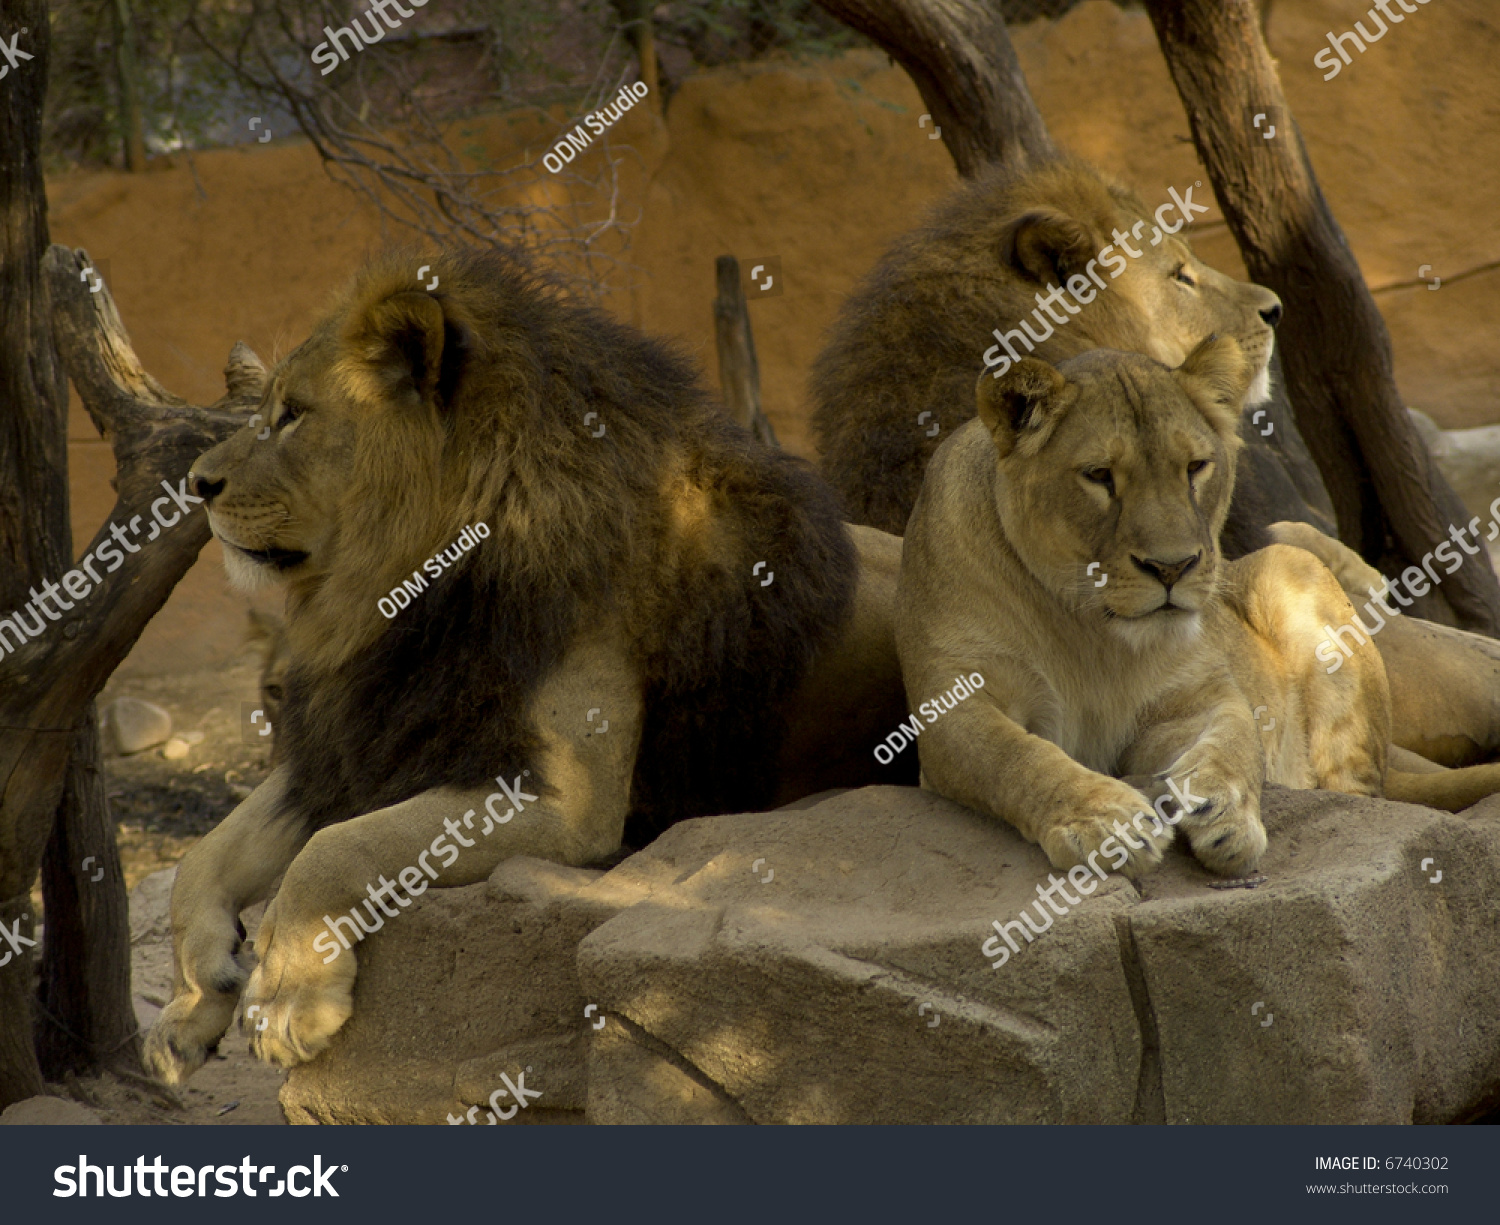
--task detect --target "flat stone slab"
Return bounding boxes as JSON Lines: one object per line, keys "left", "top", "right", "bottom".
{"left": 282, "top": 785, "right": 1500, "bottom": 1124}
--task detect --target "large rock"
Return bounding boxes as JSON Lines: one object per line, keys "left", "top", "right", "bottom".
{"left": 279, "top": 858, "right": 668, "bottom": 1125}
{"left": 281, "top": 785, "right": 1500, "bottom": 1124}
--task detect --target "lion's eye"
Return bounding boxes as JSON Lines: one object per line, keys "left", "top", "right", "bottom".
{"left": 277, "top": 399, "right": 307, "bottom": 428}
{"left": 1187, "top": 459, "right": 1210, "bottom": 478}
{"left": 1174, "top": 265, "right": 1197, "bottom": 287}
{"left": 1083, "top": 467, "right": 1115, "bottom": 494}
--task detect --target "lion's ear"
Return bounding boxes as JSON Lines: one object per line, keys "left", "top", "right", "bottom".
{"left": 1175, "top": 334, "right": 1250, "bottom": 430}
{"left": 344, "top": 290, "right": 466, "bottom": 407}
{"left": 976, "top": 358, "right": 1069, "bottom": 457}
{"left": 999, "top": 209, "right": 1098, "bottom": 286}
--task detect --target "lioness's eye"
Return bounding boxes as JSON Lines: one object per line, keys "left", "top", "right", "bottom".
{"left": 1187, "top": 459, "right": 1209, "bottom": 478}
{"left": 1174, "top": 265, "right": 1196, "bottom": 287}
{"left": 1083, "top": 467, "right": 1114, "bottom": 493}
{"left": 278, "top": 398, "right": 306, "bottom": 427}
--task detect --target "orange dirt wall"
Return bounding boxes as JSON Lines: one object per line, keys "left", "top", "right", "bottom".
{"left": 48, "top": 0, "right": 1500, "bottom": 678}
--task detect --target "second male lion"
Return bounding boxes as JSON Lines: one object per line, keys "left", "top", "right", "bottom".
{"left": 811, "top": 157, "right": 1327, "bottom": 552}
{"left": 895, "top": 340, "right": 1500, "bottom": 878}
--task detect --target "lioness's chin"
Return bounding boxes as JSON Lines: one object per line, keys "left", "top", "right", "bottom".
{"left": 1105, "top": 608, "right": 1202, "bottom": 652}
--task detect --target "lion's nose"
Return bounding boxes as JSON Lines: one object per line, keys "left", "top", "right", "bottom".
{"left": 190, "top": 471, "right": 225, "bottom": 503}
{"left": 1132, "top": 552, "right": 1200, "bottom": 591}
{"left": 1260, "top": 300, "right": 1283, "bottom": 328}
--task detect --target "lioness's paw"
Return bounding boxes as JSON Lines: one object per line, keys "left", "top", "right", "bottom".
{"left": 143, "top": 913, "right": 251, "bottom": 1085}
{"left": 1163, "top": 769, "right": 1266, "bottom": 877}
{"left": 241, "top": 901, "right": 357, "bottom": 1069}
{"left": 1038, "top": 777, "right": 1172, "bottom": 877}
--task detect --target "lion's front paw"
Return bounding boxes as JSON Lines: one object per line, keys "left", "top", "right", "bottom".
{"left": 143, "top": 912, "right": 251, "bottom": 1086}
{"left": 144, "top": 990, "right": 239, "bottom": 1087}
{"left": 1160, "top": 767, "right": 1266, "bottom": 877}
{"left": 241, "top": 901, "right": 357, "bottom": 1069}
{"left": 1037, "top": 776, "right": 1173, "bottom": 878}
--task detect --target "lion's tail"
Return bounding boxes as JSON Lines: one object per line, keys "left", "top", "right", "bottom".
{"left": 1384, "top": 757, "right": 1500, "bottom": 812}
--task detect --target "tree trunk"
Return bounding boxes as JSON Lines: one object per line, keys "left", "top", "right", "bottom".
{"left": 714, "top": 256, "right": 778, "bottom": 448}
{"left": 0, "top": 0, "right": 69, "bottom": 1106}
{"left": 110, "top": 0, "right": 148, "bottom": 171}
{"left": 814, "top": 0, "right": 1054, "bottom": 176}
{"left": 0, "top": 238, "right": 262, "bottom": 1106}
{"left": 36, "top": 709, "right": 137, "bottom": 1078}
{"left": 1143, "top": 0, "right": 1500, "bottom": 635}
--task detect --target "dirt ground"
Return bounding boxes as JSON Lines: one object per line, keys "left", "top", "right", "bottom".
{"left": 25, "top": 0, "right": 1500, "bottom": 1122}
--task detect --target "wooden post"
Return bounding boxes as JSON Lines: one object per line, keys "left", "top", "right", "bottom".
{"left": 1143, "top": 0, "right": 1500, "bottom": 634}
{"left": 714, "top": 256, "right": 778, "bottom": 448}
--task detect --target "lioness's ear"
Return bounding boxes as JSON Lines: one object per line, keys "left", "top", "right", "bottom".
{"left": 1175, "top": 334, "right": 1250, "bottom": 429}
{"left": 999, "top": 209, "right": 1099, "bottom": 286}
{"left": 976, "top": 358, "right": 1068, "bottom": 457}
{"left": 343, "top": 290, "right": 467, "bottom": 408}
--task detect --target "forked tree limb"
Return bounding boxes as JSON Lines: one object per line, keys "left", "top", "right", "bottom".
{"left": 814, "top": 0, "right": 1054, "bottom": 176}
{"left": 11, "top": 246, "right": 264, "bottom": 718}
{"left": 1143, "top": 0, "right": 1500, "bottom": 634}
{"left": 0, "top": 242, "right": 263, "bottom": 1106}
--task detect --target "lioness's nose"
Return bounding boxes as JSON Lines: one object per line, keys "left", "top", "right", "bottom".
{"left": 1132, "top": 552, "right": 1200, "bottom": 590}
{"left": 1260, "top": 300, "right": 1283, "bottom": 328}
{"left": 190, "top": 471, "right": 224, "bottom": 503}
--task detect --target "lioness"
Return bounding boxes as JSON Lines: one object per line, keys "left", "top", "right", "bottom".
{"left": 895, "top": 340, "right": 1500, "bottom": 877}
{"left": 145, "top": 249, "right": 909, "bottom": 1082}
{"left": 811, "top": 157, "right": 1328, "bottom": 553}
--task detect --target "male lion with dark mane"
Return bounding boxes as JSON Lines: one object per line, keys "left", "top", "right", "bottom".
{"left": 144, "top": 249, "right": 908, "bottom": 1082}
{"left": 811, "top": 158, "right": 1325, "bottom": 553}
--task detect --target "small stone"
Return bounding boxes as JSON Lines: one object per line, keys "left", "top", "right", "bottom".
{"left": 182, "top": 730, "right": 206, "bottom": 745}
{"left": 162, "top": 737, "right": 191, "bottom": 760}
{"left": 0, "top": 1097, "right": 102, "bottom": 1125}
{"left": 104, "top": 697, "right": 172, "bottom": 755}
{"left": 229, "top": 783, "right": 252, "bottom": 800}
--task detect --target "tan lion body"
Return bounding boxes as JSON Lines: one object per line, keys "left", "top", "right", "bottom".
{"left": 896, "top": 344, "right": 1500, "bottom": 879}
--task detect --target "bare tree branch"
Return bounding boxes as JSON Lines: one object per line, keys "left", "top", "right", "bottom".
{"left": 814, "top": 0, "right": 1054, "bottom": 176}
